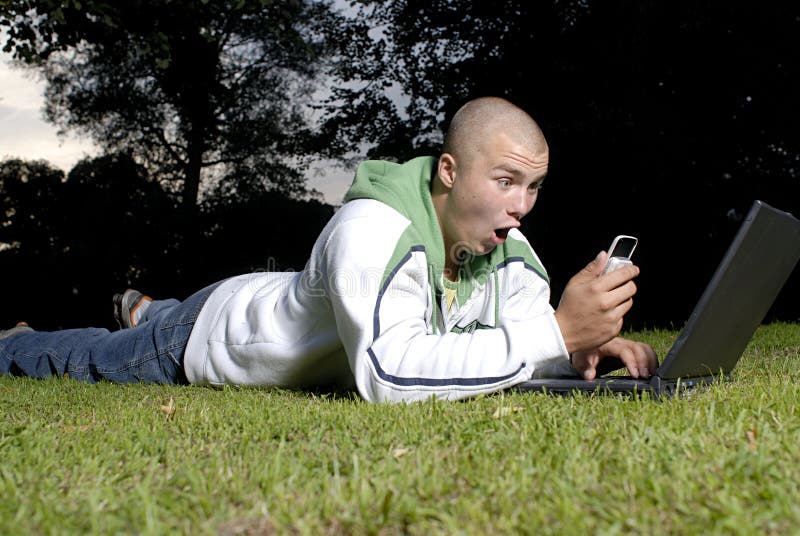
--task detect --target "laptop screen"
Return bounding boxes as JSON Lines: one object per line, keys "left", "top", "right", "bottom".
{"left": 656, "top": 201, "right": 800, "bottom": 379}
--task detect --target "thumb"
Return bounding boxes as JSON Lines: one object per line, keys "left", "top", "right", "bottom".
{"left": 572, "top": 350, "right": 600, "bottom": 380}
{"left": 581, "top": 364, "right": 597, "bottom": 381}
{"left": 575, "top": 251, "right": 607, "bottom": 281}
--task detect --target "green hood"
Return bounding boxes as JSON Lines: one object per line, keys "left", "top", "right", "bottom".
{"left": 344, "top": 156, "right": 547, "bottom": 308}
{"left": 344, "top": 156, "right": 447, "bottom": 284}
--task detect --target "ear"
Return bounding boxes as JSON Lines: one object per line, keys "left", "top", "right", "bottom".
{"left": 437, "top": 153, "right": 457, "bottom": 190}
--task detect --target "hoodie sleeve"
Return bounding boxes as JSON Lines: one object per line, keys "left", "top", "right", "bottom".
{"left": 318, "top": 204, "right": 570, "bottom": 403}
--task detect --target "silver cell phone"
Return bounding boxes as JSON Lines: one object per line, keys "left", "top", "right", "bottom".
{"left": 602, "top": 235, "right": 638, "bottom": 274}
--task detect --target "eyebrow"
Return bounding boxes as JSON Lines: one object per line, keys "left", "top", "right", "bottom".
{"left": 493, "top": 164, "right": 526, "bottom": 177}
{"left": 493, "top": 164, "right": 547, "bottom": 184}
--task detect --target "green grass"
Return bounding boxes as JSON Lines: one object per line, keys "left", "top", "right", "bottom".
{"left": 2, "top": 323, "right": 800, "bottom": 535}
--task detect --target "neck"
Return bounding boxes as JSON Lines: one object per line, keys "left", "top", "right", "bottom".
{"left": 444, "top": 258, "right": 459, "bottom": 282}
{"left": 430, "top": 180, "right": 459, "bottom": 281}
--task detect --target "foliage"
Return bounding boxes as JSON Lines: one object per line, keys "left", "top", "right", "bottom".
{"left": 1, "top": 2, "right": 798, "bottom": 327}
{"left": 0, "top": 155, "right": 173, "bottom": 329}
{"left": 1, "top": 324, "right": 799, "bottom": 533}
{"left": 334, "top": 0, "right": 799, "bottom": 178}
{"left": 0, "top": 156, "right": 333, "bottom": 330}
{"left": 0, "top": 159, "right": 67, "bottom": 257}
{"left": 0, "top": 0, "right": 350, "bottom": 210}
{"left": 326, "top": 0, "right": 800, "bottom": 326}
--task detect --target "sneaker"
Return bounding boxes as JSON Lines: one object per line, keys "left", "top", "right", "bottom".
{"left": 113, "top": 289, "right": 153, "bottom": 329}
{"left": 0, "top": 322, "right": 33, "bottom": 340}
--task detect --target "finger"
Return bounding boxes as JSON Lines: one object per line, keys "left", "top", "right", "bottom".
{"left": 599, "top": 339, "right": 659, "bottom": 378}
{"left": 629, "top": 343, "right": 657, "bottom": 378}
{"left": 641, "top": 343, "right": 659, "bottom": 374}
{"left": 603, "top": 338, "right": 644, "bottom": 379}
{"left": 632, "top": 344, "right": 651, "bottom": 378}
{"left": 612, "top": 297, "right": 634, "bottom": 320}
{"left": 604, "top": 281, "right": 638, "bottom": 310}
{"left": 595, "top": 291, "right": 634, "bottom": 330}
{"left": 616, "top": 346, "right": 640, "bottom": 378}
{"left": 597, "top": 264, "right": 640, "bottom": 291}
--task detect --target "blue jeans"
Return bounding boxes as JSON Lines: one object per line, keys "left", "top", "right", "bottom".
{"left": 0, "top": 281, "right": 221, "bottom": 384}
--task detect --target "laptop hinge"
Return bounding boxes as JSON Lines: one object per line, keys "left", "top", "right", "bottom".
{"left": 650, "top": 373, "right": 732, "bottom": 396}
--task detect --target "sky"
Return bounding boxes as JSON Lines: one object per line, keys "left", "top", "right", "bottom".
{"left": 0, "top": 52, "right": 354, "bottom": 204}
{"left": 0, "top": 57, "right": 97, "bottom": 172}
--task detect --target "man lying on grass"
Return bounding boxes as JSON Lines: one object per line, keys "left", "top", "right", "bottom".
{"left": 0, "top": 97, "right": 656, "bottom": 402}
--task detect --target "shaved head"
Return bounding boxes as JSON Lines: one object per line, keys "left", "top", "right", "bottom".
{"left": 442, "top": 97, "right": 548, "bottom": 169}
{"left": 432, "top": 97, "right": 550, "bottom": 277}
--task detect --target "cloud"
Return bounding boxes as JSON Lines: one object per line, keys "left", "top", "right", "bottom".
{"left": 0, "top": 57, "right": 97, "bottom": 171}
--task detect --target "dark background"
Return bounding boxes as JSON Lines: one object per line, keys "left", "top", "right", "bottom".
{"left": 1, "top": 1, "right": 797, "bottom": 331}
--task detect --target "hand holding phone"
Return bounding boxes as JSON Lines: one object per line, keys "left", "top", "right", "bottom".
{"left": 601, "top": 235, "right": 638, "bottom": 275}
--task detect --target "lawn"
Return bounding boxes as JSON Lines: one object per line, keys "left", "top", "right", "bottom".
{"left": 1, "top": 323, "right": 799, "bottom": 535}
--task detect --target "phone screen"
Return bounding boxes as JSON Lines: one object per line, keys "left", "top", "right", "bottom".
{"left": 610, "top": 237, "right": 637, "bottom": 258}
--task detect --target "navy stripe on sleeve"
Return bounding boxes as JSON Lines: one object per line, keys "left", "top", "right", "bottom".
{"left": 368, "top": 245, "right": 525, "bottom": 389}
{"left": 372, "top": 245, "right": 426, "bottom": 339}
{"left": 367, "top": 348, "right": 526, "bottom": 387}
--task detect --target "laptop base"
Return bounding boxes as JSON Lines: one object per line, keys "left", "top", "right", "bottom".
{"left": 514, "top": 374, "right": 727, "bottom": 397}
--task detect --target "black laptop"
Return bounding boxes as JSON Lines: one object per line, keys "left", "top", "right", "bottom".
{"left": 516, "top": 200, "right": 800, "bottom": 396}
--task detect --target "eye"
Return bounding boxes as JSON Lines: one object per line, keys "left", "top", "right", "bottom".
{"left": 529, "top": 182, "right": 543, "bottom": 193}
{"left": 497, "top": 178, "right": 512, "bottom": 189}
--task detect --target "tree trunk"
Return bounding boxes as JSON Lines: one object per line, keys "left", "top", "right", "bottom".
{"left": 183, "top": 133, "right": 202, "bottom": 216}
{"left": 174, "top": 123, "right": 204, "bottom": 282}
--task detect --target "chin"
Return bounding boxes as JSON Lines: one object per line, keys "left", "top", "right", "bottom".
{"left": 476, "top": 244, "right": 496, "bottom": 256}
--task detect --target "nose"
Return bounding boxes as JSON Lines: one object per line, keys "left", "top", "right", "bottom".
{"left": 508, "top": 189, "right": 537, "bottom": 220}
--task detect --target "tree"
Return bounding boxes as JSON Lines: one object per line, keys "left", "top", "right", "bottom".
{"left": 3, "top": 1, "right": 798, "bottom": 326}
{"left": 0, "top": 151, "right": 335, "bottom": 329}
{"left": 324, "top": 0, "right": 800, "bottom": 325}
{"left": 0, "top": 159, "right": 68, "bottom": 259}
{"left": 1, "top": 0, "right": 347, "bottom": 217}
{"left": 0, "top": 159, "right": 71, "bottom": 329}
{"left": 0, "top": 155, "right": 178, "bottom": 329}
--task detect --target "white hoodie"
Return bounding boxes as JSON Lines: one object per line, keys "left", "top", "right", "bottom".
{"left": 184, "top": 157, "right": 572, "bottom": 402}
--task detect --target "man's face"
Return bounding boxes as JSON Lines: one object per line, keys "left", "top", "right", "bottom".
{"left": 440, "top": 132, "right": 548, "bottom": 264}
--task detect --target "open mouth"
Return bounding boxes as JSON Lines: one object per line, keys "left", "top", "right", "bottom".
{"left": 493, "top": 228, "right": 511, "bottom": 243}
